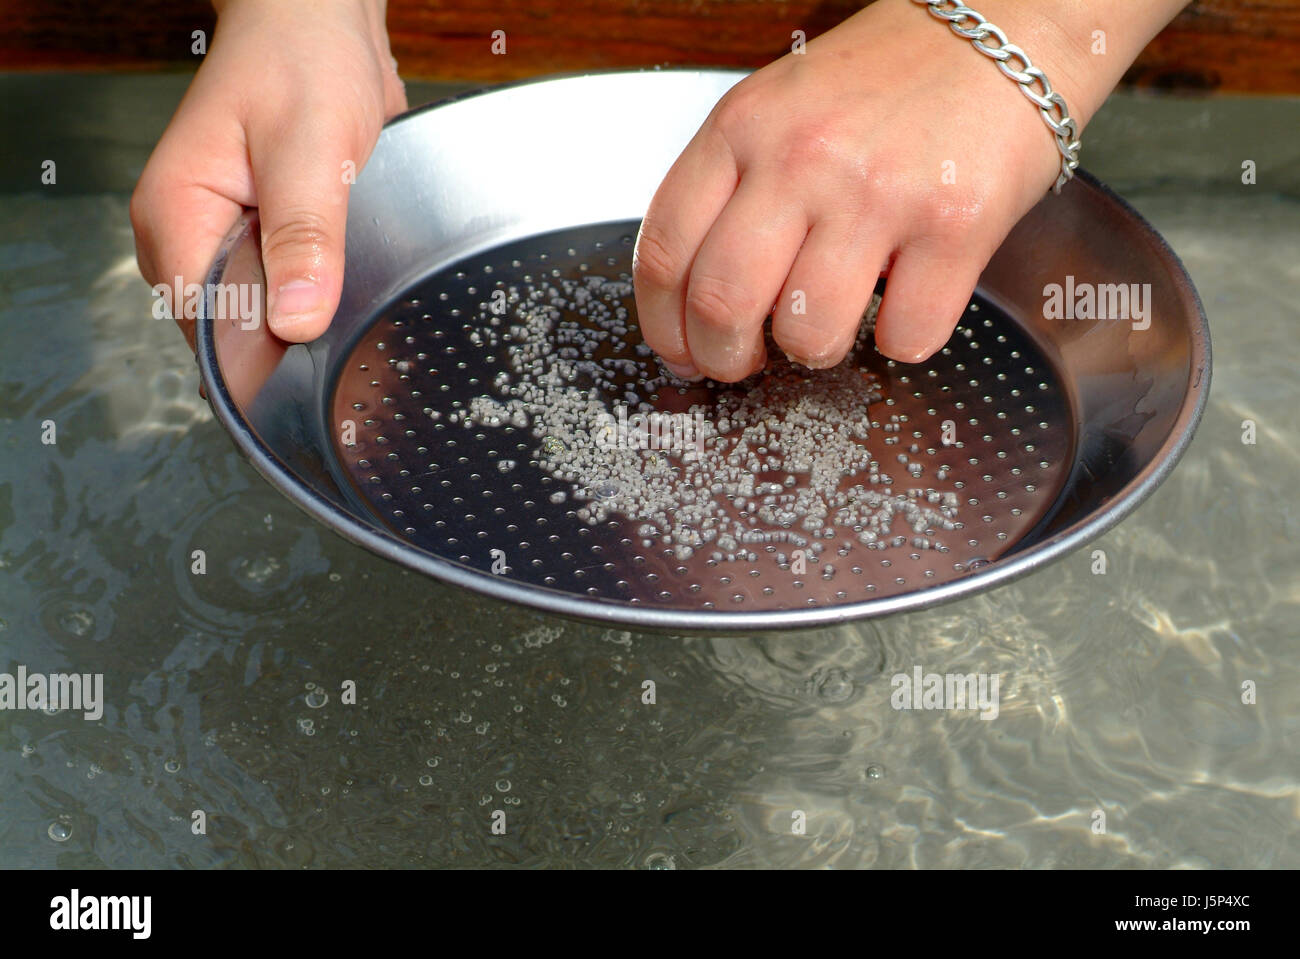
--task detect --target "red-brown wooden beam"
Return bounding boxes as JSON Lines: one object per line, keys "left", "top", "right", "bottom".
{"left": 2, "top": 1, "right": 1298, "bottom": 94}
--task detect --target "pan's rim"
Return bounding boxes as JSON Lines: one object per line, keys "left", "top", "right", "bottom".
{"left": 197, "top": 67, "right": 1212, "bottom": 633}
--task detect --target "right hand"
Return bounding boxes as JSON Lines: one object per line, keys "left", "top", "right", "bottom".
{"left": 130, "top": 0, "right": 407, "bottom": 349}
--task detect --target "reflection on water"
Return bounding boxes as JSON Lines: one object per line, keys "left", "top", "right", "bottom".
{"left": 1, "top": 188, "right": 1297, "bottom": 869}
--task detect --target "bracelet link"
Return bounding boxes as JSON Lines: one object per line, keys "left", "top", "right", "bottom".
{"left": 911, "top": 0, "right": 1081, "bottom": 193}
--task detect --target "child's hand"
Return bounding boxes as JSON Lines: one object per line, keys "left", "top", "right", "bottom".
{"left": 633, "top": 0, "right": 1100, "bottom": 381}
{"left": 131, "top": 0, "right": 406, "bottom": 348}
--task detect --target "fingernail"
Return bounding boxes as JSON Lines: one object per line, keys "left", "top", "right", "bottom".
{"left": 878, "top": 341, "right": 934, "bottom": 364}
{"left": 663, "top": 359, "right": 703, "bottom": 381}
{"left": 784, "top": 349, "right": 813, "bottom": 369}
{"left": 269, "top": 279, "right": 324, "bottom": 333}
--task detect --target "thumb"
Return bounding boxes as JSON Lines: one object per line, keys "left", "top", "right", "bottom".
{"left": 250, "top": 110, "right": 370, "bottom": 342}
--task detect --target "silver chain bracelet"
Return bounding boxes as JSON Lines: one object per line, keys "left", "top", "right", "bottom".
{"left": 910, "top": 0, "right": 1081, "bottom": 192}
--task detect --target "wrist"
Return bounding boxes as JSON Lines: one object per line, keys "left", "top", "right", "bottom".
{"left": 967, "top": 0, "right": 1191, "bottom": 132}
{"left": 959, "top": 0, "right": 1100, "bottom": 131}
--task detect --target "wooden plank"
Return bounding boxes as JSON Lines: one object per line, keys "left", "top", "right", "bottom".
{"left": 2, "top": 0, "right": 1298, "bottom": 94}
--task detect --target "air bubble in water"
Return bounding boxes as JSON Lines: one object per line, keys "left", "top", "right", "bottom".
{"left": 48, "top": 821, "right": 72, "bottom": 842}
{"left": 811, "top": 666, "right": 854, "bottom": 703}
{"left": 57, "top": 607, "right": 95, "bottom": 637}
{"left": 305, "top": 689, "right": 328, "bottom": 709}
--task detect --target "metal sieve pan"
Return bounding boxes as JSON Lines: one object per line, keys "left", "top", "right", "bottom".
{"left": 196, "top": 69, "right": 1211, "bottom": 632}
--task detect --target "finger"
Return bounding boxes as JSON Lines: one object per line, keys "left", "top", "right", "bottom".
{"left": 633, "top": 124, "right": 738, "bottom": 378}
{"left": 250, "top": 106, "right": 375, "bottom": 342}
{"left": 683, "top": 176, "right": 808, "bottom": 381}
{"left": 130, "top": 165, "right": 245, "bottom": 352}
{"left": 771, "top": 218, "right": 892, "bottom": 369}
{"left": 383, "top": 55, "right": 408, "bottom": 118}
{"left": 873, "top": 240, "right": 986, "bottom": 363}
{"left": 361, "top": 0, "right": 408, "bottom": 119}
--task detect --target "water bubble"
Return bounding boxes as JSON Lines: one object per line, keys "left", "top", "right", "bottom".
{"left": 866, "top": 763, "right": 886, "bottom": 781}
{"left": 56, "top": 607, "right": 95, "bottom": 637}
{"left": 495, "top": 778, "right": 512, "bottom": 793}
{"left": 47, "top": 821, "right": 72, "bottom": 842}
{"left": 305, "top": 689, "right": 328, "bottom": 709}
{"left": 811, "top": 666, "right": 855, "bottom": 703}
{"left": 163, "top": 759, "right": 180, "bottom": 774}
{"left": 238, "top": 555, "right": 282, "bottom": 585}
{"left": 644, "top": 852, "right": 676, "bottom": 870}
{"left": 419, "top": 774, "right": 434, "bottom": 786}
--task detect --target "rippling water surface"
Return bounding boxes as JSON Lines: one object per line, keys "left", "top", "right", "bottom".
{"left": 1, "top": 93, "right": 1298, "bottom": 868}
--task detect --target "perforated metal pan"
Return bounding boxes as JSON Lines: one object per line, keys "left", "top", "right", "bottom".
{"left": 197, "top": 69, "right": 1211, "bottom": 632}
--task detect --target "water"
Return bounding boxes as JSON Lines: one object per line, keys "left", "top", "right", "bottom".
{"left": 1, "top": 80, "right": 1298, "bottom": 868}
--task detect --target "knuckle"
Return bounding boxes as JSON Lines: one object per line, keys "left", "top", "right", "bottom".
{"left": 770, "top": 122, "right": 839, "bottom": 178}
{"left": 685, "top": 273, "right": 757, "bottom": 337}
{"left": 711, "top": 79, "right": 763, "bottom": 139}
{"left": 128, "top": 177, "right": 155, "bottom": 237}
{"left": 260, "top": 210, "right": 335, "bottom": 265}
{"left": 843, "top": 160, "right": 888, "bottom": 212}
{"left": 913, "top": 187, "right": 988, "bottom": 242}
{"left": 128, "top": 182, "right": 162, "bottom": 285}
{"left": 632, "top": 222, "right": 685, "bottom": 290}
